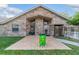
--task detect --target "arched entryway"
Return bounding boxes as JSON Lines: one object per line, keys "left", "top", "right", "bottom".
{"left": 43, "top": 18, "right": 51, "bottom": 35}
{"left": 26, "top": 15, "right": 52, "bottom": 35}
{"left": 29, "top": 19, "right": 35, "bottom": 35}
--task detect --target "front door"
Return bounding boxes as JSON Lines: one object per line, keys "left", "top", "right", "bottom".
{"left": 29, "top": 21, "right": 35, "bottom": 35}
{"left": 44, "top": 21, "right": 50, "bottom": 35}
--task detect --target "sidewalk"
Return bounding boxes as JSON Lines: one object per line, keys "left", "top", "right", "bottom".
{"left": 57, "top": 39, "right": 79, "bottom": 46}
{"left": 5, "top": 36, "right": 71, "bottom": 50}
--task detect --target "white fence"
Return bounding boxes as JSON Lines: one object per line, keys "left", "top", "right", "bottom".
{"left": 64, "top": 26, "right": 79, "bottom": 40}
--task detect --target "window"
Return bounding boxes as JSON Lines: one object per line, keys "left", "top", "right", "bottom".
{"left": 12, "top": 24, "right": 19, "bottom": 32}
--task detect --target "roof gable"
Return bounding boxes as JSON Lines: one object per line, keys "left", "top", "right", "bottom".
{"left": 0, "top": 5, "right": 68, "bottom": 25}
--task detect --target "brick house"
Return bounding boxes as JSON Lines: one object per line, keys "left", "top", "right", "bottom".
{"left": 0, "top": 6, "right": 69, "bottom": 36}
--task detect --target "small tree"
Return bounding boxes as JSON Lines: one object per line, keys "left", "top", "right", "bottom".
{"left": 67, "top": 12, "right": 79, "bottom": 25}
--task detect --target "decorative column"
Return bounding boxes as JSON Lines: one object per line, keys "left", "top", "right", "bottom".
{"left": 35, "top": 17, "right": 44, "bottom": 35}
{"left": 50, "top": 18, "right": 54, "bottom": 36}
{"left": 26, "top": 19, "right": 30, "bottom": 35}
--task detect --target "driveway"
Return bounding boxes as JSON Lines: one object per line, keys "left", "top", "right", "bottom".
{"left": 6, "top": 36, "right": 71, "bottom": 50}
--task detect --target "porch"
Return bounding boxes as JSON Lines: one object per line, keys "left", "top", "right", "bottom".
{"left": 26, "top": 15, "right": 64, "bottom": 37}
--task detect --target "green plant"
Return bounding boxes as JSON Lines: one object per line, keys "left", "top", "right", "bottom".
{"left": 29, "top": 32, "right": 35, "bottom": 35}
{"left": 67, "top": 12, "right": 79, "bottom": 25}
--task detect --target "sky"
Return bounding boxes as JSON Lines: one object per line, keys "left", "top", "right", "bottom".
{"left": 0, "top": 4, "right": 79, "bottom": 21}
{"left": 8, "top": 4, "right": 76, "bottom": 16}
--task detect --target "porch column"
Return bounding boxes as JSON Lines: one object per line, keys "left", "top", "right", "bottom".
{"left": 26, "top": 20, "right": 30, "bottom": 35}
{"left": 35, "top": 18, "right": 44, "bottom": 35}
{"left": 50, "top": 18, "right": 54, "bottom": 36}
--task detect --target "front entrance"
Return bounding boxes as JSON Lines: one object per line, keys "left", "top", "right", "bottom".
{"left": 43, "top": 19, "right": 50, "bottom": 35}
{"left": 27, "top": 16, "right": 52, "bottom": 35}
{"left": 54, "top": 25, "right": 63, "bottom": 37}
{"left": 29, "top": 20, "right": 35, "bottom": 35}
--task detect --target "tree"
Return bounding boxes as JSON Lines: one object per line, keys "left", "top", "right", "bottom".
{"left": 67, "top": 12, "right": 79, "bottom": 25}
{"left": 58, "top": 12, "right": 70, "bottom": 19}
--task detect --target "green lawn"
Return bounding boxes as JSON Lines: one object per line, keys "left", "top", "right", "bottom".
{"left": 0, "top": 44, "right": 79, "bottom": 55}
{"left": 0, "top": 36, "right": 79, "bottom": 55}
{"left": 0, "top": 36, "right": 24, "bottom": 50}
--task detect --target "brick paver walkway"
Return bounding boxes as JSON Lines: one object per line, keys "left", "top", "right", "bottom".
{"left": 6, "top": 36, "right": 71, "bottom": 50}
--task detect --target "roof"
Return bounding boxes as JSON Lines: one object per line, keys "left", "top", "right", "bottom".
{"left": 0, "top": 5, "right": 68, "bottom": 25}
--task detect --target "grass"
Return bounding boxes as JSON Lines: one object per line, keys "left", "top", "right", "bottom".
{"left": 0, "top": 44, "right": 78, "bottom": 55}
{"left": 58, "top": 36, "right": 79, "bottom": 43}
{"left": 0, "top": 36, "right": 79, "bottom": 55}
{"left": 0, "top": 36, "right": 24, "bottom": 50}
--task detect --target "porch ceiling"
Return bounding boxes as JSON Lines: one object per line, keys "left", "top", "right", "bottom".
{"left": 27, "top": 15, "right": 52, "bottom": 21}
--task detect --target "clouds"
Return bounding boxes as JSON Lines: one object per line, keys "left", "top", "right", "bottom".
{"left": 0, "top": 4, "right": 23, "bottom": 21}
{"left": 67, "top": 4, "right": 79, "bottom": 11}
{"left": 0, "top": 4, "right": 8, "bottom": 7}
{"left": 68, "top": 4, "right": 79, "bottom": 8}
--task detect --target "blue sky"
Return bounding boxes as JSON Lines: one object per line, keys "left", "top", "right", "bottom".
{"left": 8, "top": 4, "right": 76, "bottom": 16}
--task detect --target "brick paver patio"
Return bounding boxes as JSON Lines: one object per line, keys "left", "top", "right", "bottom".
{"left": 6, "top": 36, "right": 71, "bottom": 50}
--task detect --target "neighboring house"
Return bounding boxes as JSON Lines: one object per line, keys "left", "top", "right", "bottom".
{"left": 0, "top": 6, "right": 69, "bottom": 36}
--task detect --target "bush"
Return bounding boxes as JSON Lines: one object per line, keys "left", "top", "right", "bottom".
{"left": 29, "top": 32, "right": 35, "bottom": 35}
